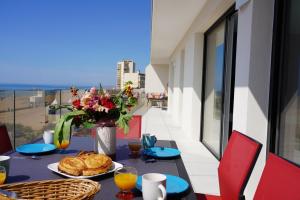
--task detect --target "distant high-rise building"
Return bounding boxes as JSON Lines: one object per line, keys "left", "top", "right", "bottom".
{"left": 116, "top": 60, "right": 136, "bottom": 89}
{"left": 123, "top": 71, "right": 145, "bottom": 89}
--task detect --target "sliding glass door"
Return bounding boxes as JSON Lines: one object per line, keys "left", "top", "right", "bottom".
{"left": 270, "top": 0, "right": 300, "bottom": 164}
{"left": 201, "top": 9, "right": 237, "bottom": 158}
{"left": 201, "top": 22, "right": 225, "bottom": 157}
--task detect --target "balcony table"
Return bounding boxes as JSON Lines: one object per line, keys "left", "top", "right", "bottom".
{"left": 6, "top": 136, "right": 197, "bottom": 200}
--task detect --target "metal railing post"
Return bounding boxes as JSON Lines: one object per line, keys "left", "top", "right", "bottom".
{"left": 13, "top": 90, "right": 16, "bottom": 149}
{"left": 59, "top": 89, "right": 62, "bottom": 117}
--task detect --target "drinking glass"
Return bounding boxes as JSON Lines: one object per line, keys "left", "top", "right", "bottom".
{"left": 128, "top": 139, "right": 142, "bottom": 157}
{"left": 0, "top": 166, "right": 7, "bottom": 185}
{"left": 114, "top": 166, "right": 138, "bottom": 199}
{"left": 54, "top": 133, "right": 71, "bottom": 153}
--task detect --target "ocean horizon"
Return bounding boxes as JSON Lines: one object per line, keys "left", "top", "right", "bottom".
{"left": 0, "top": 83, "right": 114, "bottom": 91}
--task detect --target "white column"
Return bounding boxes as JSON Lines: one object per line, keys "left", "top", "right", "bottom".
{"left": 232, "top": 0, "right": 275, "bottom": 198}
{"left": 172, "top": 52, "right": 184, "bottom": 123}
{"left": 181, "top": 33, "right": 204, "bottom": 140}
{"left": 167, "top": 63, "right": 174, "bottom": 114}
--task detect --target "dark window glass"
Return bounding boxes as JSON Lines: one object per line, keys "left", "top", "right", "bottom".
{"left": 276, "top": 0, "right": 300, "bottom": 164}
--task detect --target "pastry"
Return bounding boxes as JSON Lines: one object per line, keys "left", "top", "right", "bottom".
{"left": 57, "top": 151, "right": 113, "bottom": 176}
{"left": 58, "top": 157, "right": 86, "bottom": 176}
{"left": 82, "top": 154, "right": 112, "bottom": 176}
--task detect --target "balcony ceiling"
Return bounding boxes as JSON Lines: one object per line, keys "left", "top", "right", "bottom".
{"left": 151, "top": 0, "right": 207, "bottom": 64}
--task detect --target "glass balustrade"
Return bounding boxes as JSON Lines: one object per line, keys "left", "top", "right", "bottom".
{"left": 0, "top": 89, "right": 145, "bottom": 149}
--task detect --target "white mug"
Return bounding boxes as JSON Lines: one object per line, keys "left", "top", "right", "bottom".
{"left": 0, "top": 156, "right": 10, "bottom": 176}
{"left": 142, "top": 173, "right": 167, "bottom": 200}
{"left": 43, "top": 130, "right": 54, "bottom": 144}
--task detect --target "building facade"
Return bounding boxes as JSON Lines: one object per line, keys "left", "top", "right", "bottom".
{"left": 123, "top": 72, "right": 145, "bottom": 89}
{"left": 116, "top": 60, "right": 136, "bottom": 89}
{"left": 149, "top": 0, "right": 299, "bottom": 198}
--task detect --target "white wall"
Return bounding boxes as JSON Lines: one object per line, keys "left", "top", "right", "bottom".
{"left": 145, "top": 64, "right": 169, "bottom": 94}
{"left": 167, "top": 63, "right": 175, "bottom": 115}
{"left": 123, "top": 73, "right": 139, "bottom": 88}
{"left": 233, "top": 0, "right": 275, "bottom": 198}
{"left": 169, "top": 0, "right": 234, "bottom": 139}
{"left": 152, "top": 0, "right": 275, "bottom": 197}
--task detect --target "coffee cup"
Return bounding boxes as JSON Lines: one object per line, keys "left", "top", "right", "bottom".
{"left": 43, "top": 130, "right": 54, "bottom": 144}
{"left": 142, "top": 173, "right": 167, "bottom": 200}
{"left": 0, "top": 156, "right": 10, "bottom": 176}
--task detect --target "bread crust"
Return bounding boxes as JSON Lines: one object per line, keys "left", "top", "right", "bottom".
{"left": 82, "top": 154, "right": 112, "bottom": 176}
{"left": 58, "top": 151, "right": 113, "bottom": 176}
{"left": 58, "top": 157, "right": 86, "bottom": 176}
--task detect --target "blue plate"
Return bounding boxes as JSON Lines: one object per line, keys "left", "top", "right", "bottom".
{"left": 16, "top": 143, "right": 56, "bottom": 154}
{"left": 144, "top": 147, "right": 181, "bottom": 158}
{"left": 136, "top": 174, "right": 189, "bottom": 195}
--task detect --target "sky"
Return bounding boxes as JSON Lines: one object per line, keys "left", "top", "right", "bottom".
{"left": 0, "top": 0, "right": 151, "bottom": 87}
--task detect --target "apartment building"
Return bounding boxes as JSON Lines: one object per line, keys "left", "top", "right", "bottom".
{"left": 124, "top": 72, "right": 145, "bottom": 89}
{"left": 116, "top": 60, "right": 135, "bottom": 89}
{"left": 148, "top": 0, "right": 299, "bottom": 198}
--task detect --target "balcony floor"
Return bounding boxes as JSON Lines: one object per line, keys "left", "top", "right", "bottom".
{"left": 135, "top": 106, "right": 220, "bottom": 195}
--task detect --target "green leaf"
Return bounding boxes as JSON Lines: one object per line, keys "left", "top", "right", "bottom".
{"left": 115, "top": 113, "right": 132, "bottom": 134}
{"left": 62, "top": 118, "right": 73, "bottom": 142}
{"left": 54, "top": 117, "right": 66, "bottom": 144}
{"left": 83, "top": 121, "right": 95, "bottom": 129}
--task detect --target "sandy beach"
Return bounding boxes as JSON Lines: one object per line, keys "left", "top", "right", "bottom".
{"left": 0, "top": 91, "right": 71, "bottom": 146}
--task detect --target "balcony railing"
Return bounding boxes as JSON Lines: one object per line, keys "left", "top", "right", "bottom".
{"left": 0, "top": 89, "right": 146, "bottom": 149}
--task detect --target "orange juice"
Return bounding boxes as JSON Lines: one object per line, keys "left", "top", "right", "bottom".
{"left": 0, "top": 172, "right": 6, "bottom": 185}
{"left": 56, "top": 140, "right": 70, "bottom": 149}
{"left": 114, "top": 173, "right": 137, "bottom": 191}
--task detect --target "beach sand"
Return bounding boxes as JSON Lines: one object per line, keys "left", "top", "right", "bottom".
{"left": 0, "top": 91, "right": 71, "bottom": 146}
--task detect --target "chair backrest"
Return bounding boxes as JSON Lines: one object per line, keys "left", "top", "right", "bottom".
{"left": 116, "top": 115, "right": 142, "bottom": 139}
{"left": 253, "top": 153, "right": 300, "bottom": 200}
{"left": 218, "top": 130, "right": 262, "bottom": 200}
{"left": 0, "top": 124, "right": 13, "bottom": 154}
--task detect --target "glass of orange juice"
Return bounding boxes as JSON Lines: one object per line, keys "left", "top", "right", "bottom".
{"left": 114, "top": 166, "right": 138, "bottom": 199}
{"left": 0, "top": 166, "right": 6, "bottom": 185}
{"left": 54, "top": 131, "right": 71, "bottom": 154}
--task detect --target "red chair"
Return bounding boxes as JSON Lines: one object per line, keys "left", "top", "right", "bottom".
{"left": 253, "top": 153, "right": 300, "bottom": 200}
{"left": 197, "top": 130, "right": 262, "bottom": 200}
{"left": 116, "top": 115, "right": 142, "bottom": 139}
{"left": 0, "top": 124, "right": 13, "bottom": 154}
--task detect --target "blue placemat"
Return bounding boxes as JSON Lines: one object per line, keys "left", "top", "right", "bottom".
{"left": 136, "top": 174, "right": 189, "bottom": 195}
{"left": 16, "top": 143, "right": 56, "bottom": 154}
{"left": 144, "top": 147, "right": 181, "bottom": 158}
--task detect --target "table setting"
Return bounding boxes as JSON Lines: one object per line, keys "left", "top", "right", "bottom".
{"left": 0, "top": 133, "right": 196, "bottom": 199}
{"left": 0, "top": 84, "right": 196, "bottom": 200}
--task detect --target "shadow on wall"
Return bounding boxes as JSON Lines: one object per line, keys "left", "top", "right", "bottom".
{"left": 145, "top": 64, "right": 169, "bottom": 93}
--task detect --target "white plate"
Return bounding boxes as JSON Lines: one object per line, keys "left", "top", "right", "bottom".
{"left": 47, "top": 161, "right": 123, "bottom": 179}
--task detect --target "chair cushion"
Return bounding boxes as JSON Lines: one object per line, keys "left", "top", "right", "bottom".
{"left": 254, "top": 153, "right": 300, "bottom": 200}
{"left": 218, "top": 130, "right": 261, "bottom": 200}
{"left": 196, "top": 193, "right": 221, "bottom": 200}
{"left": 116, "top": 115, "right": 142, "bottom": 139}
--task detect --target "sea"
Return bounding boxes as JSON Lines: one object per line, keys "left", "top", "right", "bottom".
{"left": 0, "top": 83, "right": 87, "bottom": 91}
{"left": 0, "top": 83, "right": 113, "bottom": 98}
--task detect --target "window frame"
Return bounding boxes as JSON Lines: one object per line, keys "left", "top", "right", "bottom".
{"left": 268, "top": 0, "right": 289, "bottom": 155}
{"left": 200, "top": 5, "right": 236, "bottom": 159}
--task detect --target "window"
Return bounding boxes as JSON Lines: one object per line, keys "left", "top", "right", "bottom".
{"left": 270, "top": 0, "right": 300, "bottom": 164}
{"left": 201, "top": 7, "right": 237, "bottom": 158}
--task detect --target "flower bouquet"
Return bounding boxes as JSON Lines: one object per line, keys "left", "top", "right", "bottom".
{"left": 53, "top": 81, "right": 137, "bottom": 149}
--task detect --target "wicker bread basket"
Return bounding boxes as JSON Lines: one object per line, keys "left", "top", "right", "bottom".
{"left": 0, "top": 179, "right": 100, "bottom": 200}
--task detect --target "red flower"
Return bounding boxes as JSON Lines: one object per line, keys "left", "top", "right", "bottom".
{"left": 72, "top": 99, "right": 82, "bottom": 109}
{"left": 100, "top": 97, "right": 116, "bottom": 110}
